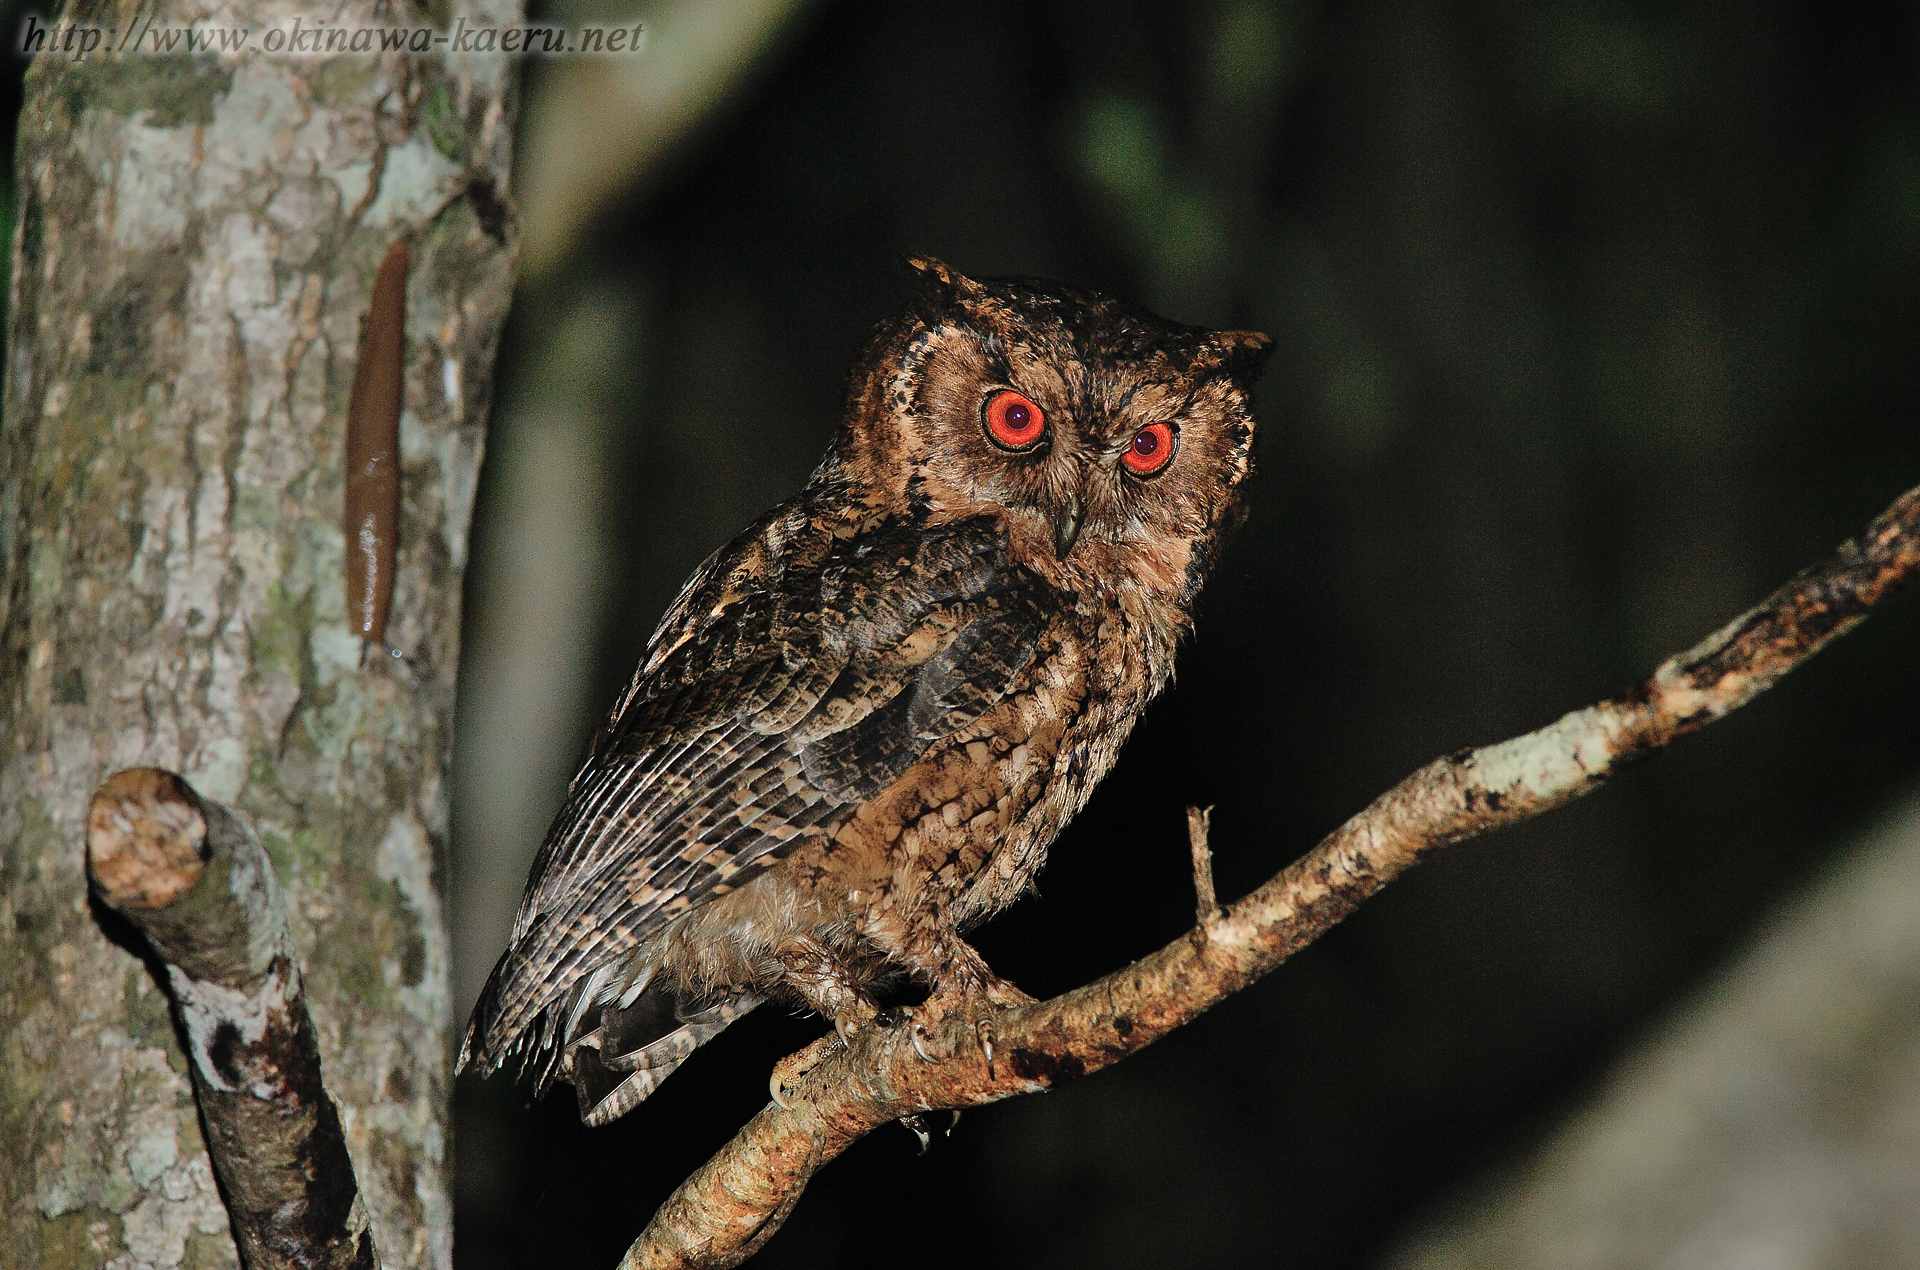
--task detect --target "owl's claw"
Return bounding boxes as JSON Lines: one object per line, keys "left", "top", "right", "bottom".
{"left": 911, "top": 967, "right": 1032, "bottom": 1076}
{"left": 769, "top": 1032, "right": 845, "bottom": 1109}
{"left": 895, "top": 1106, "right": 962, "bottom": 1156}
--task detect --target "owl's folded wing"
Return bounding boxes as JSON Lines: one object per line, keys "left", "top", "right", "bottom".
{"left": 459, "top": 513, "right": 1048, "bottom": 1081}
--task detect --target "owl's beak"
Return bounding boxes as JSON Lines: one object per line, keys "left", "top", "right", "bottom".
{"left": 1051, "top": 492, "right": 1085, "bottom": 559}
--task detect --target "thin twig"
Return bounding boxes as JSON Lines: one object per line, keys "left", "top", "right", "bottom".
{"left": 1188, "top": 804, "right": 1220, "bottom": 927}
{"left": 86, "top": 769, "right": 376, "bottom": 1270}
{"left": 619, "top": 481, "right": 1920, "bottom": 1270}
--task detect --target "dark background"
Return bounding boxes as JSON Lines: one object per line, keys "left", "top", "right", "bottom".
{"left": 10, "top": 1, "right": 1916, "bottom": 1267}
{"left": 450, "top": 2, "right": 1920, "bottom": 1268}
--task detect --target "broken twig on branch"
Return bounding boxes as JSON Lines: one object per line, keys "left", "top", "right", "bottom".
{"left": 1188, "top": 804, "right": 1220, "bottom": 927}
{"left": 85, "top": 769, "right": 376, "bottom": 1270}
{"left": 619, "top": 480, "right": 1920, "bottom": 1270}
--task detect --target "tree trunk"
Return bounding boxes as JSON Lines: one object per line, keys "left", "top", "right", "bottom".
{"left": 0, "top": 6, "right": 519, "bottom": 1267}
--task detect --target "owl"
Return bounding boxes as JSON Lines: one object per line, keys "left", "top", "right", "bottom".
{"left": 459, "top": 258, "right": 1271, "bottom": 1124}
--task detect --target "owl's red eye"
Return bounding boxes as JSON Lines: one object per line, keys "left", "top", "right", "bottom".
{"left": 1122, "top": 422, "right": 1176, "bottom": 476}
{"left": 984, "top": 390, "right": 1047, "bottom": 451}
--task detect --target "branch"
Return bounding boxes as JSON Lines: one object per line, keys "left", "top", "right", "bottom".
{"left": 1188, "top": 804, "right": 1220, "bottom": 926}
{"left": 622, "top": 481, "right": 1920, "bottom": 1270}
{"left": 86, "top": 770, "right": 376, "bottom": 1270}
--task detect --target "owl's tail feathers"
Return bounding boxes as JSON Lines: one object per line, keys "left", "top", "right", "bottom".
{"left": 572, "top": 989, "right": 764, "bottom": 1126}
{"left": 459, "top": 949, "right": 763, "bottom": 1124}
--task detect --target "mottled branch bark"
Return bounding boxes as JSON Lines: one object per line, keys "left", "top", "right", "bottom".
{"left": 623, "top": 481, "right": 1920, "bottom": 1269}
{"left": 0, "top": 4, "right": 520, "bottom": 1267}
{"left": 87, "top": 769, "right": 374, "bottom": 1270}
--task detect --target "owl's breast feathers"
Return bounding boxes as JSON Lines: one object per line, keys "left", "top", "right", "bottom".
{"left": 459, "top": 497, "right": 1136, "bottom": 1085}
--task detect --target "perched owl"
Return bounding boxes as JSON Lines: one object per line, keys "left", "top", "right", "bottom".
{"left": 459, "top": 258, "right": 1271, "bottom": 1124}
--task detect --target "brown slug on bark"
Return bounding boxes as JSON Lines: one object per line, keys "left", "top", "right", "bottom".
{"left": 345, "top": 237, "right": 408, "bottom": 656}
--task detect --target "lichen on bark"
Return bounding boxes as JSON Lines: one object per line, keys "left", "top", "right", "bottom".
{"left": 0, "top": 4, "right": 520, "bottom": 1267}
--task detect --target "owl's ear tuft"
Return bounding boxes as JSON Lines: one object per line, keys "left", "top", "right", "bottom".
{"left": 906, "top": 254, "right": 954, "bottom": 284}
{"left": 1208, "top": 330, "right": 1275, "bottom": 386}
{"left": 907, "top": 255, "right": 984, "bottom": 302}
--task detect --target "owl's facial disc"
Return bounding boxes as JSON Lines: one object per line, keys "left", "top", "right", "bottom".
{"left": 846, "top": 264, "right": 1271, "bottom": 596}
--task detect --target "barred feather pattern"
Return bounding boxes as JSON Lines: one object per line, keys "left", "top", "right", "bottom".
{"left": 460, "top": 259, "right": 1270, "bottom": 1122}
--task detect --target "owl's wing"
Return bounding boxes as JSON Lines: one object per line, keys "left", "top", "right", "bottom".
{"left": 460, "top": 511, "right": 1049, "bottom": 1084}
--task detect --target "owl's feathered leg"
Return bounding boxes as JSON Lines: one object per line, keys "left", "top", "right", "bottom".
{"left": 768, "top": 936, "right": 878, "bottom": 1108}
{"left": 778, "top": 937, "right": 880, "bottom": 1037}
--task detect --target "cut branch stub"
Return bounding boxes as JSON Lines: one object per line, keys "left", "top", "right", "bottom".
{"left": 86, "top": 768, "right": 209, "bottom": 909}
{"left": 85, "top": 769, "right": 377, "bottom": 1270}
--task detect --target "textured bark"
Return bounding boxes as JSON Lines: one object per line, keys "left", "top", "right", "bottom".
{"left": 87, "top": 768, "right": 376, "bottom": 1270}
{"left": 0, "top": 6, "right": 519, "bottom": 1268}
{"left": 623, "top": 482, "right": 1920, "bottom": 1268}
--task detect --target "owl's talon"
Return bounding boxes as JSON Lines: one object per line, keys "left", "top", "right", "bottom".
{"left": 910, "top": 1023, "right": 935, "bottom": 1062}
{"left": 977, "top": 1018, "right": 996, "bottom": 1078}
{"left": 900, "top": 1112, "right": 933, "bottom": 1155}
{"left": 769, "top": 1032, "right": 844, "bottom": 1109}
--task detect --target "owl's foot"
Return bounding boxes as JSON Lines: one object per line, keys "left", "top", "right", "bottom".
{"left": 981, "top": 976, "right": 1038, "bottom": 1011}
{"left": 907, "top": 1008, "right": 1007, "bottom": 1073}
{"left": 769, "top": 1032, "right": 843, "bottom": 1110}
{"left": 768, "top": 991, "right": 880, "bottom": 1110}
{"left": 911, "top": 971, "right": 1036, "bottom": 1077}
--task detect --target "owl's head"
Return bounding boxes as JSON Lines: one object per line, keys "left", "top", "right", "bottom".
{"left": 827, "top": 257, "right": 1272, "bottom": 611}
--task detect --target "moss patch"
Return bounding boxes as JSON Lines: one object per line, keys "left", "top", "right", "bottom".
{"left": 35, "top": 1207, "right": 126, "bottom": 1270}
{"left": 422, "top": 84, "right": 464, "bottom": 163}
{"left": 63, "top": 58, "right": 232, "bottom": 129}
